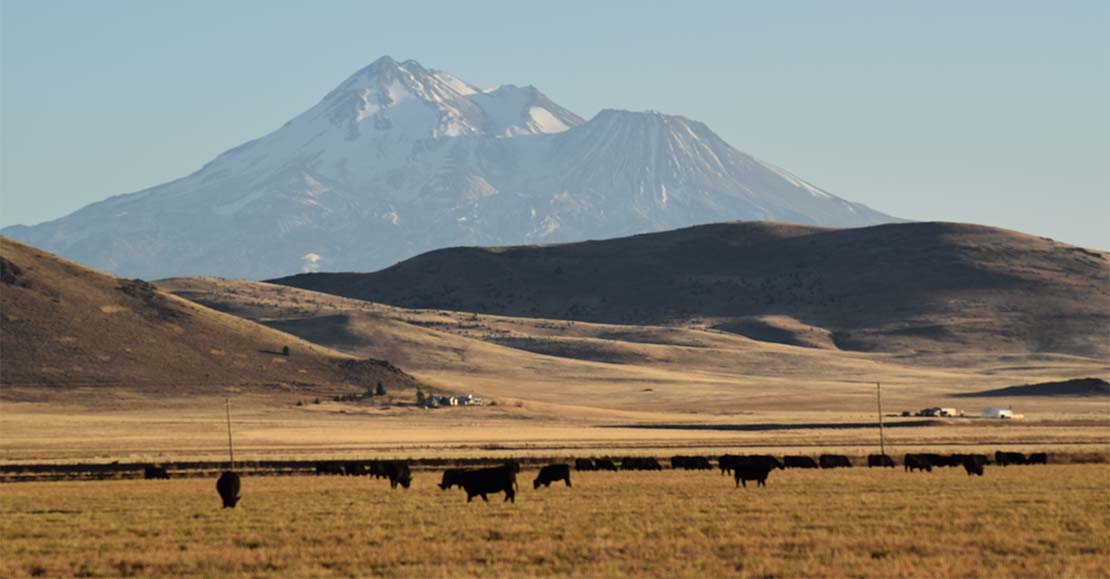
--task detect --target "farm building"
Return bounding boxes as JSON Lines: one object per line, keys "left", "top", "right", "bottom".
{"left": 914, "top": 407, "right": 964, "bottom": 417}
{"left": 981, "top": 407, "right": 1014, "bottom": 419}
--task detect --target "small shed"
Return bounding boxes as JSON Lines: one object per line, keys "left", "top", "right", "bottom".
{"left": 981, "top": 407, "right": 1014, "bottom": 419}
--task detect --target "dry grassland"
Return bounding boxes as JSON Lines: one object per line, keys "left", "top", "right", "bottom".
{"left": 3, "top": 398, "right": 1109, "bottom": 464}
{"left": 2, "top": 465, "right": 1107, "bottom": 578}
{"left": 159, "top": 277, "right": 1110, "bottom": 416}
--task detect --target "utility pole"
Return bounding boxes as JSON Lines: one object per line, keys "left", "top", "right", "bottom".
{"left": 225, "top": 398, "right": 235, "bottom": 470}
{"left": 876, "top": 382, "right": 886, "bottom": 457}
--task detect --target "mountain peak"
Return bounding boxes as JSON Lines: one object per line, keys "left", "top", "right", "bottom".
{"left": 2, "top": 58, "right": 901, "bottom": 279}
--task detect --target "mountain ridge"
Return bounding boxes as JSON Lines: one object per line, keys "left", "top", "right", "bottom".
{"left": 3, "top": 56, "right": 900, "bottom": 279}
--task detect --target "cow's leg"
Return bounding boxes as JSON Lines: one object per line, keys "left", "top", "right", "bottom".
{"left": 565, "top": 478, "right": 571, "bottom": 487}
{"left": 481, "top": 493, "right": 489, "bottom": 502}
{"left": 467, "top": 493, "right": 475, "bottom": 502}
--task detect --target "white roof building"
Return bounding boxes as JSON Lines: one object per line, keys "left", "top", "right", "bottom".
{"left": 981, "top": 407, "right": 1014, "bottom": 419}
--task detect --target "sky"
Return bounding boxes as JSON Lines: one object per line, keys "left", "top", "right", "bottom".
{"left": 2, "top": 0, "right": 1107, "bottom": 249}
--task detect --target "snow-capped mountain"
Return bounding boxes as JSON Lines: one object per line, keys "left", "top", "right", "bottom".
{"left": 2, "top": 56, "right": 900, "bottom": 279}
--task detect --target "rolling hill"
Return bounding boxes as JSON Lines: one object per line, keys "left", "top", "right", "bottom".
{"left": 272, "top": 220, "right": 1110, "bottom": 357}
{"left": 0, "top": 237, "right": 420, "bottom": 402}
{"left": 160, "top": 275, "right": 1108, "bottom": 416}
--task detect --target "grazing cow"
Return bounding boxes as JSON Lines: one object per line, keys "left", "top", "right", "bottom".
{"left": 144, "top": 466, "right": 170, "bottom": 480}
{"left": 921, "top": 453, "right": 949, "bottom": 468}
{"left": 458, "top": 466, "right": 517, "bottom": 503}
{"left": 671, "top": 456, "right": 713, "bottom": 470}
{"left": 783, "top": 456, "right": 818, "bottom": 469}
{"left": 383, "top": 461, "right": 412, "bottom": 489}
{"left": 533, "top": 464, "right": 572, "bottom": 489}
{"left": 940, "top": 454, "right": 964, "bottom": 468}
{"left": 819, "top": 454, "right": 852, "bottom": 469}
{"left": 315, "top": 462, "right": 343, "bottom": 476}
{"left": 750, "top": 455, "right": 784, "bottom": 470}
{"left": 620, "top": 457, "right": 663, "bottom": 471}
{"left": 995, "top": 451, "right": 1026, "bottom": 466}
{"left": 685, "top": 456, "right": 713, "bottom": 470}
{"left": 439, "top": 468, "right": 469, "bottom": 490}
{"left": 594, "top": 458, "right": 618, "bottom": 471}
{"left": 903, "top": 454, "right": 934, "bottom": 472}
{"left": 344, "top": 462, "right": 368, "bottom": 476}
{"left": 867, "top": 454, "right": 895, "bottom": 468}
{"left": 961, "top": 454, "right": 988, "bottom": 476}
{"left": 733, "top": 463, "right": 776, "bottom": 488}
{"left": 1027, "top": 452, "right": 1048, "bottom": 465}
{"left": 575, "top": 458, "right": 596, "bottom": 471}
{"left": 719, "top": 455, "right": 739, "bottom": 475}
{"left": 216, "top": 471, "right": 241, "bottom": 508}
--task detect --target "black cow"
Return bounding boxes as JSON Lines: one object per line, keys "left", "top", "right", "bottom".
{"left": 783, "top": 455, "right": 818, "bottom": 469}
{"left": 819, "top": 454, "right": 852, "bottom": 469}
{"left": 922, "top": 453, "right": 950, "bottom": 468}
{"left": 383, "top": 461, "right": 412, "bottom": 489}
{"left": 620, "top": 457, "right": 663, "bottom": 471}
{"left": 458, "top": 466, "right": 516, "bottom": 503}
{"left": 315, "top": 462, "right": 343, "bottom": 476}
{"left": 534, "top": 464, "right": 572, "bottom": 489}
{"left": 939, "top": 454, "right": 964, "bottom": 468}
{"left": 961, "top": 454, "right": 988, "bottom": 476}
{"left": 594, "top": 458, "right": 618, "bottom": 471}
{"left": 344, "top": 462, "right": 368, "bottom": 476}
{"left": 575, "top": 458, "right": 596, "bottom": 471}
{"left": 719, "top": 455, "right": 739, "bottom": 475}
{"left": 503, "top": 460, "right": 522, "bottom": 474}
{"left": 995, "top": 451, "right": 1026, "bottom": 466}
{"left": 671, "top": 456, "right": 713, "bottom": 470}
{"left": 904, "top": 453, "right": 934, "bottom": 472}
{"left": 867, "top": 454, "right": 895, "bottom": 468}
{"left": 144, "top": 466, "right": 170, "bottom": 479}
{"left": 439, "top": 468, "right": 469, "bottom": 490}
{"left": 1027, "top": 452, "right": 1047, "bottom": 465}
{"left": 216, "top": 471, "right": 241, "bottom": 508}
{"left": 733, "top": 463, "right": 776, "bottom": 488}
{"left": 687, "top": 456, "right": 713, "bottom": 470}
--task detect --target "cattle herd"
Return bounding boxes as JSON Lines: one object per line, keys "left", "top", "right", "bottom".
{"left": 189, "top": 450, "right": 1051, "bottom": 509}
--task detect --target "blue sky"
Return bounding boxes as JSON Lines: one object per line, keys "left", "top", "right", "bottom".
{"left": 2, "top": 0, "right": 1107, "bottom": 248}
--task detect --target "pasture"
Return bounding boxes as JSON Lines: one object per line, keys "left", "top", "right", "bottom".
{"left": 2, "top": 464, "right": 1107, "bottom": 578}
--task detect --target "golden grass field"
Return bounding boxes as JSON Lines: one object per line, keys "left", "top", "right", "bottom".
{"left": 2, "top": 465, "right": 1107, "bottom": 578}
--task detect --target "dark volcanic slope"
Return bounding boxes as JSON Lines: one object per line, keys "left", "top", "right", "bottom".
{"left": 953, "top": 378, "right": 1110, "bottom": 398}
{"left": 0, "top": 237, "right": 419, "bottom": 397}
{"left": 272, "top": 221, "right": 1110, "bottom": 356}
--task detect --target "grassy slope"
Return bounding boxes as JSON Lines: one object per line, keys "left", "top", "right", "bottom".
{"left": 273, "top": 221, "right": 1110, "bottom": 357}
{"left": 0, "top": 237, "right": 420, "bottom": 402}
{"left": 160, "top": 277, "right": 1108, "bottom": 416}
